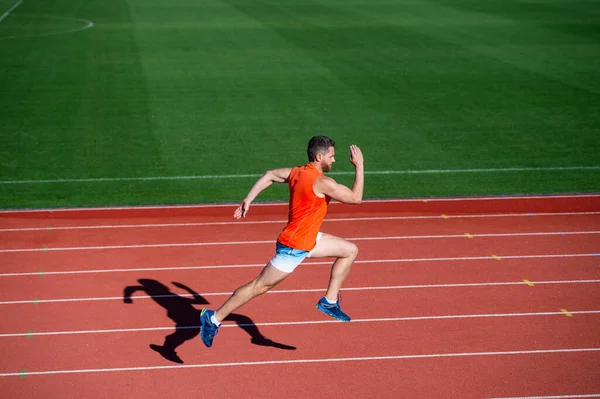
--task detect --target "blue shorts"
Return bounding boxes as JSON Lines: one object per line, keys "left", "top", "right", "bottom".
{"left": 270, "top": 232, "right": 322, "bottom": 273}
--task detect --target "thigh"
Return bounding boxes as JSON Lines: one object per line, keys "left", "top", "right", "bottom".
{"left": 309, "top": 232, "right": 357, "bottom": 259}
{"left": 255, "top": 261, "right": 292, "bottom": 288}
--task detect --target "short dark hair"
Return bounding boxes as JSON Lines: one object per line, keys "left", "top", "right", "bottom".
{"left": 307, "top": 136, "right": 335, "bottom": 162}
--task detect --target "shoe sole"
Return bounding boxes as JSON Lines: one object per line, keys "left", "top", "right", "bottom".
{"left": 316, "top": 304, "right": 351, "bottom": 322}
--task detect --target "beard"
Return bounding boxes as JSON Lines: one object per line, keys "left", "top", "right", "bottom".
{"left": 322, "top": 162, "right": 332, "bottom": 173}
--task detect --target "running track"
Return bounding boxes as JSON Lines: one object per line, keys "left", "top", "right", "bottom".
{"left": 1, "top": 195, "right": 599, "bottom": 398}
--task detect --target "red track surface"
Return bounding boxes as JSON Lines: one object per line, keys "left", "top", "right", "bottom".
{"left": 1, "top": 195, "right": 600, "bottom": 398}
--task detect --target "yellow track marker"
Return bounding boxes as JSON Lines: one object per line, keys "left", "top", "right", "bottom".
{"left": 491, "top": 254, "right": 502, "bottom": 260}
{"left": 465, "top": 233, "right": 473, "bottom": 239}
{"left": 441, "top": 214, "right": 449, "bottom": 219}
{"left": 523, "top": 280, "right": 534, "bottom": 287}
{"left": 560, "top": 309, "right": 573, "bottom": 317}
{"left": 423, "top": 200, "right": 428, "bottom": 203}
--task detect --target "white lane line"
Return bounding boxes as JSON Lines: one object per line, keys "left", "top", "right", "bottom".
{"left": 0, "top": 0, "right": 22, "bottom": 23}
{"left": 2, "top": 230, "right": 599, "bottom": 253}
{"left": 0, "top": 239, "right": 271, "bottom": 253}
{"left": 1, "top": 347, "right": 599, "bottom": 377}
{"left": 490, "top": 394, "right": 600, "bottom": 399}
{"left": 350, "top": 231, "right": 600, "bottom": 241}
{"left": 1, "top": 193, "right": 599, "bottom": 214}
{"left": 2, "top": 280, "right": 599, "bottom": 305}
{"left": 0, "top": 253, "right": 596, "bottom": 277}
{"left": 2, "top": 310, "right": 600, "bottom": 337}
{"left": 2, "top": 166, "right": 599, "bottom": 185}
{"left": 2, "top": 212, "right": 599, "bottom": 232}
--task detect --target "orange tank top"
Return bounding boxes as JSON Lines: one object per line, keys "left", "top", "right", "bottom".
{"left": 277, "top": 163, "right": 331, "bottom": 251}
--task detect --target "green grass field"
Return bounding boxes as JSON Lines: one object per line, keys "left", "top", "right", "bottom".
{"left": 1, "top": 0, "right": 599, "bottom": 209}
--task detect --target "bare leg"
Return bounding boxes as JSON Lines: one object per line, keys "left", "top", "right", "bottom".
{"left": 214, "top": 262, "right": 290, "bottom": 323}
{"left": 309, "top": 233, "right": 358, "bottom": 300}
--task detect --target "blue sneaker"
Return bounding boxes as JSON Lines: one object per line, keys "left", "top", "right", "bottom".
{"left": 316, "top": 296, "right": 351, "bottom": 322}
{"left": 200, "top": 308, "right": 219, "bottom": 347}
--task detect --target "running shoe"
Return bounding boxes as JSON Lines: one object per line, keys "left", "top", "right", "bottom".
{"left": 200, "top": 308, "right": 219, "bottom": 347}
{"left": 316, "top": 296, "right": 351, "bottom": 322}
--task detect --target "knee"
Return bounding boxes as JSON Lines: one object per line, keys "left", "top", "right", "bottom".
{"left": 346, "top": 242, "right": 359, "bottom": 259}
{"left": 251, "top": 281, "right": 273, "bottom": 297}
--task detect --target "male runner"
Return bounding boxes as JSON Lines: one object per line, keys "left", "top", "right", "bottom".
{"left": 200, "top": 136, "right": 364, "bottom": 347}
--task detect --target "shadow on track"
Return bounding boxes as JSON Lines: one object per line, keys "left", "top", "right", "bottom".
{"left": 123, "top": 279, "right": 296, "bottom": 363}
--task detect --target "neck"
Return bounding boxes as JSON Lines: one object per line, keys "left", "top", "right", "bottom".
{"left": 309, "top": 161, "right": 323, "bottom": 173}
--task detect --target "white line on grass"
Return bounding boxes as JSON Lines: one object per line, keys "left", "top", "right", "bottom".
{"left": 0, "top": 12, "right": 94, "bottom": 40}
{"left": 1, "top": 279, "right": 599, "bottom": 305}
{"left": 2, "top": 230, "right": 598, "bottom": 253}
{"left": 0, "top": 347, "right": 598, "bottom": 377}
{"left": 1, "top": 166, "right": 599, "bottom": 184}
{"left": 2, "top": 212, "right": 599, "bottom": 232}
{"left": 0, "top": 0, "right": 22, "bottom": 23}
{"left": 1, "top": 310, "right": 599, "bottom": 337}
{"left": 0, "top": 253, "right": 596, "bottom": 277}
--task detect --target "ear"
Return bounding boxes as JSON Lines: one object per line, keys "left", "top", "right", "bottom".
{"left": 314, "top": 152, "right": 323, "bottom": 162}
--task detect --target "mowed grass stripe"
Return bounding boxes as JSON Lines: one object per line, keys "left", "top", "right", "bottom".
{"left": 0, "top": 0, "right": 170, "bottom": 194}
{"left": 1, "top": 0, "right": 598, "bottom": 208}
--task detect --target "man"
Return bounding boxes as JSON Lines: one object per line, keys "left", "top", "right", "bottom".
{"left": 200, "top": 136, "right": 364, "bottom": 348}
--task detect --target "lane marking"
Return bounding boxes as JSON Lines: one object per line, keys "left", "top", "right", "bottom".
{"left": 0, "top": 253, "right": 597, "bottom": 277}
{"left": 1, "top": 193, "right": 599, "bottom": 214}
{"left": 561, "top": 309, "right": 573, "bottom": 317}
{"left": 0, "top": 347, "right": 598, "bottom": 377}
{"left": 1, "top": 310, "right": 599, "bottom": 338}
{"left": 0, "top": 239, "right": 272, "bottom": 253}
{"left": 1, "top": 166, "right": 599, "bottom": 185}
{"left": 523, "top": 280, "right": 534, "bottom": 287}
{"left": 492, "top": 255, "right": 502, "bottom": 260}
{"left": 2, "top": 230, "right": 599, "bottom": 253}
{"left": 465, "top": 233, "right": 473, "bottom": 238}
{"left": 441, "top": 214, "right": 449, "bottom": 219}
{"left": 2, "top": 211, "right": 600, "bottom": 232}
{"left": 490, "top": 394, "right": 600, "bottom": 398}
{"left": 2, "top": 280, "right": 599, "bottom": 305}
{"left": 0, "top": 0, "right": 22, "bottom": 24}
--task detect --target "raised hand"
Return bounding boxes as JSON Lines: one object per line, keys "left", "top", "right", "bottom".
{"left": 349, "top": 145, "right": 363, "bottom": 168}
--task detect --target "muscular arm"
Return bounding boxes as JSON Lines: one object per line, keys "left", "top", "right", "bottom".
{"left": 234, "top": 168, "right": 292, "bottom": 218}
{"left": 316, "top": 174, "right": 363, "bottom": 204}
{"left": 315, "top": 145, "right": 364, "bottom": 204}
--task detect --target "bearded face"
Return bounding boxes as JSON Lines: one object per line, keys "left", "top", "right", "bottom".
{"left": 319, "top": 146, "right": 335, "bottom": 172}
